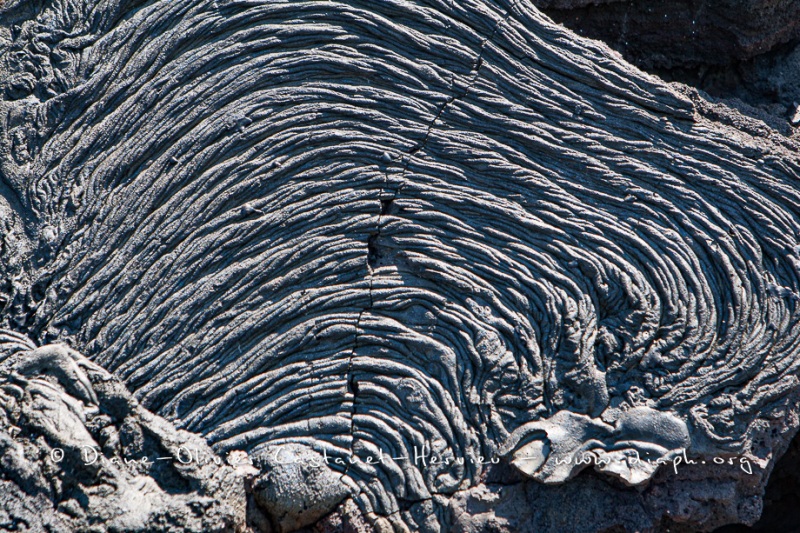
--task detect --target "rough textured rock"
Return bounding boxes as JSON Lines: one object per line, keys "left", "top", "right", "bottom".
{"left": 537, "top": 0, "right": 800, "bottom": 69}
{"left": 0, "top": 332, "right": 249, "bottom": 532}
{"left": 536, "top": 0, "right": 800, "bottom": 115}
{"left": 1, "top": 0, "right": 800, "bottom": 531}
{"left": 250, "top": 444, "right": 353, "bottom": 533}
{"left": 717, "top": 427, "right": 800, "bottom": 532}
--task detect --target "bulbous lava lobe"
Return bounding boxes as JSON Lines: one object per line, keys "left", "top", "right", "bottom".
{"left": 2, "top": 0, "right": 800, "bottom": 530}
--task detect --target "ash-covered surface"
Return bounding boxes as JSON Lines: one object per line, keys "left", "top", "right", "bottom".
{"left": 2, "top": 1, "right": 800, "bottom": 532}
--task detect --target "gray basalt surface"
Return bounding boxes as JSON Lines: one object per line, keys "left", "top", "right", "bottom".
{"left": 1, "top": 0, "right": 800, "bottom": 532}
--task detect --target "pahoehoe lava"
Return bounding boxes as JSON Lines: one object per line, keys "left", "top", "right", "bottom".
{"left": 2, "top": 0, "right": 800, "bottom": 531}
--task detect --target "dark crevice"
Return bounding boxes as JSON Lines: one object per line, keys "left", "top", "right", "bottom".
{"left": 366, "top": 233, "right": 381, "bottom": 268}
{"left": 379, "top": 197, "right": 393, "bottom": 216}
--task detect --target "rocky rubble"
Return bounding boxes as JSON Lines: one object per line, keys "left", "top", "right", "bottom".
{"left": 0, "top": 334, "right": 248, "bottom": 532}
